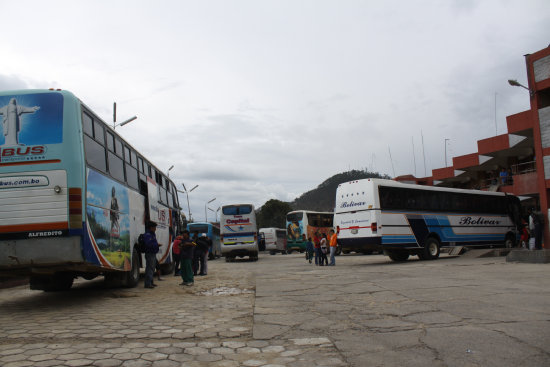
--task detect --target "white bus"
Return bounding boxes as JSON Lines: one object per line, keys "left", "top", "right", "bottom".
{"left": 334, "top": 179, "right": 520, "bottom": 262}
{"left": 259, "top": 227, "right": 287, "bottom": 255}
{"left": 220, "top": 204, "right": 258, "bottom": 261}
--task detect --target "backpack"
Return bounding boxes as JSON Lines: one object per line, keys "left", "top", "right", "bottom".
{"left": 135, "top": 233, "right": 146, "bottom": 253}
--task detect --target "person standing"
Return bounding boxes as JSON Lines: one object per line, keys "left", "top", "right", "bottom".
{"left": 528, "top": 207, "right": 544, "bottom": 250}
{"left": 143, "top": 221, "right": 160, "bottom": 289}
{"left": 319, "top": 234, "right": 328, "bottom": 266}
{"left": 313, "top": 232, "right": 321, "bottom": 265}
{"left": 195, "top": 234, "right": 210, "bottom": 276}
{"left": 172, "top": 233, "right": 183, "bottom": 276}
{"left": 305, "top": 235, "right": 314, "bottom": 264}
{"left": 179, "top": 230, "right": 195, "bottom": 286}
{"left": 328, "top": 229, "right": 338, "bottom": 266}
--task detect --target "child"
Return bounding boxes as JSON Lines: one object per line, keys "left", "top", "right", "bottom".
{"left": 319, "top": 234, "right": 328, "bottom": 266}
{"left": 520, "top": 220, "right": 529, "bottom": 249}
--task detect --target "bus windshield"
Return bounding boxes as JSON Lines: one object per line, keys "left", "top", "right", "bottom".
{"left": 222, "top": 205, "right": 253, "bottom": 215}
{"left": 286, "top": 212, "right": 303, "bottom": 222}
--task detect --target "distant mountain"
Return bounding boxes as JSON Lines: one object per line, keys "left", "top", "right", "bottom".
{"left": 290, "top": 169, "right": 390, "bottom": 212}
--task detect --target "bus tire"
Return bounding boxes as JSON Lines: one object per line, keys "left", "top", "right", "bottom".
{"left": 387, "top": 251, "right": 409, "bottom": 262}
{"left": 160, "top": 260, "right": 175, "bottom": 275}
{"left": 504, "top": 234, "right": 515, "bottom": 248}
{"left": 124, "top": 250, "right": 140, "bottom": 288}
{"left": 422, "top": 237, "right": 440, "bottom": 260}
{"left": 287, "top": 249, "right": 293, "bottom": 254}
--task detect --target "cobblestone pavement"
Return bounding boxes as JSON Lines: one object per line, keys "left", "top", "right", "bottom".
{"left": 0, "top": 256, "right": 347, "bottom": 367}
{"left": 1, "top": 253, "right": 549, "bottom": 367}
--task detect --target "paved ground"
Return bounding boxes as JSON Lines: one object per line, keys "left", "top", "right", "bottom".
{"left": 0, "top": 252, "right": 549, "bottom": 366}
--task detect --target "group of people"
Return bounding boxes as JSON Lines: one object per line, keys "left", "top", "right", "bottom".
{"left": 141, "top": 221, "right": 212, "bottom": 288}
{"left": 520, "top": 207, "right": 544, "bottom": 250}
{"left": 305, "top": 229, "right": 338, "bottom": 266}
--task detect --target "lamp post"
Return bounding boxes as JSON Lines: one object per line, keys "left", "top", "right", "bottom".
{"left": 178, "top": 183, "right": 198, "bottom": 222}
{"left": 167, "top": 165, "right": 174, "bottom": 177}
{"left": 208, "top": 207, "right": 216, "bottom": 222}
{"left": 444, "top": 138, "right": 450, "bottom": 167}
{"left": 205, "top": 198, "right": 216, "bottom": 222}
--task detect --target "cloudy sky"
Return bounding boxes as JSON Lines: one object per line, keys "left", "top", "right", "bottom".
{"left": 1, "top": 0, "right": 548, "bottom": 221}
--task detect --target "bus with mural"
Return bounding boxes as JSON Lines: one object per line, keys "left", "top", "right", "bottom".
{"left": 334, "top": 178, "right": 521, "bottom": 261}
{"left": 220, "top": 203, "right": 258, "bottom": 261}
{"left": 286, "top": 210, "right": 335, "bottom": 253}
{"left": 187, "top": 222, "right": 222, "bottom": 259}
{"left": 0, "top": 89, "right": 181, "bottom": 290}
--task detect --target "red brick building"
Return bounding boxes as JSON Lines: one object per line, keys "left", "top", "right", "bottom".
{"left": 395, "top": 46, "right": 550, "bottom": 248}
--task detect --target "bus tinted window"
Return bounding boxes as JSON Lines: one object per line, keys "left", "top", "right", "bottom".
{"left": 131, "top": 151, "right": 137, "bottom": 168}
{"left": 82, "top": 112, "right": 93, "bottom": 136}
{"left": 115, "top": 138, "right": 123, "bottom": 158}
{"left": 84, "top": 135, "right": 107, "bottom": 173}
{"left": 222, "top": 205, "right": 252, "bottom": 215}
{"left": 125, "top": 163, "right": 139, "bottom": 190}
{"left": 286, "top": 212, "right": 304, "bottom": 222}
{"left": 124, "top": 146, "right": 131, "bottom": 163}
{"left": 108, "top": 152, "right": 125, "bottom": 182}
{"left": 106, "top": 132, "right": 115, "bottom": 152}
{"left": 93, "top": 121, "right": 104, "bottom": 144}
{"left": 138, "top": 157, "right": 144, "bottom": 173}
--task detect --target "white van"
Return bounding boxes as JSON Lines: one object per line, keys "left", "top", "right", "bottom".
{"left": 259, "top": 228, "right": 287, "bottom": 255}
{"left": 220, "top": 204, "right": 258, "bottom": 261}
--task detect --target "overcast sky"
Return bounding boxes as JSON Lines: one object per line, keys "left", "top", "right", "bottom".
{"left": 1, "top": 0, "right": 548, "bottom": 221}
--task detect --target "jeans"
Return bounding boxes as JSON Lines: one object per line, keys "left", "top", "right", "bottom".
{"left": 144, "top": 253, "right": 156, "bottom": 286}
{"left": 329, "top": 246, "right": 336, "bottom": 265}
{"left": 314, "top": 247, "right": 320, "bottom": 265}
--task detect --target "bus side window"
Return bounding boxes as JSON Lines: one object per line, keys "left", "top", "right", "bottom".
{"left": 84, "top": 135, "right": 107, "bottom": 173}
{"left": 124, "top": 146, "right": 131, "bottom": 163}
{"left": 126, "top": 162, "right": 139, "bottom": 190}
{"left": 93, "top": 121, "right": 105, "bottom": 145}
{"left": 106, "top": 132, "right": 115, "bottom": 152}
{"left": 138, "top": 157, "right": 144, "bottom": 173}
{"left": 82, "top": 112, "right": 93, "bottom": 136}
{"left": 115, "top": 138, "right": 123, "bottom": 158}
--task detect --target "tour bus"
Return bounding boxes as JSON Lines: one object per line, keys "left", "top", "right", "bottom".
{"left": 259, "top": 227, "right": 287, "bottom": 254}
{"left": 286, "top": 210, "right": 334, "bottom": 253}
{"left": 0, "top": 89, "right": 181, "bottom": 290}
{"left": 187, "top": 222, "right": 221, "bottom": 259}
{"left": 334, "top": 178, "right": 521, "bottom": 262}
{"left": 220, "top": 204, "right": 258, "bottom": 261}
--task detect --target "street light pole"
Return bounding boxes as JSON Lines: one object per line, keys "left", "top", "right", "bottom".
{"left": 179, "top": 183, "right": 199, "bottom": 222}
{"left": 167, "top": 165, "right": 174, "bottom": 177}
{"left": 205, "top": 198, "right": 216, "bottom": 222}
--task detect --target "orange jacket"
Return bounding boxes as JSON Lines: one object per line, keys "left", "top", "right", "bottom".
{"left": 329, "top": 233, "right": 338, "bottom": 247}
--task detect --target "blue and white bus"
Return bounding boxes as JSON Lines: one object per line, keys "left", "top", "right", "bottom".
{"left": 220, "top": 204, "right": 258, "bottom": 261}
{"left": 187, "top": 222, "right": 221, "bottom": 259}
{"left": 334, "top": 179, "right": 520, "bottom": 261}
{"left": 0, "top": 89, "right": 181, "bottom": 290}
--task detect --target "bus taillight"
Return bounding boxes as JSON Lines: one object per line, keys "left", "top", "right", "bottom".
{"left": 371, "top": 222, "right": 377, "bottom": 233}
{"left": 69, "top": 188, "right": 82, "bottom": 229}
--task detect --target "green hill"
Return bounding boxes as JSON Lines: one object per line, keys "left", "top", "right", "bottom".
{"left": 290, "top": 169, "right": 390, "bottom": 212}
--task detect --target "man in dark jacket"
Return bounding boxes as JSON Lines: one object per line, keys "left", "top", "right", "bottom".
{"left": 143, "top": 221, "right": 160, "bottom": 288}
{"left": 179, "top": 230, "right": 195, "bottom": 286}
{"left": 195, "top": 234, "right": 210, "bottom": 276}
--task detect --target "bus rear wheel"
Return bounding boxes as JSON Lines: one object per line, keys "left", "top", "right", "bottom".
{"left": 421, "top": 238, "right": 440, "bottom": 260}
{"left": 504, "top": 234, "right": 516, "bottom": 248}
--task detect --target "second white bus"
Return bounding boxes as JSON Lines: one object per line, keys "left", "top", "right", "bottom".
{"left": 334, "top": 179, "right": 520, "bottom": 261}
